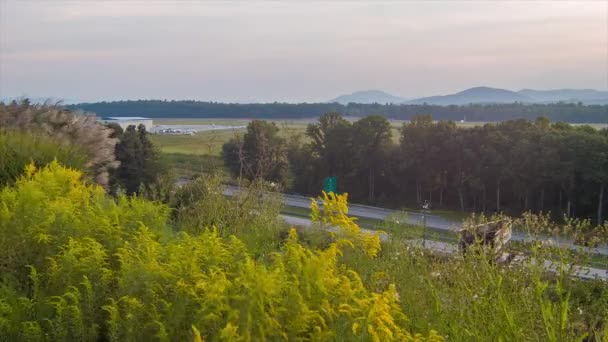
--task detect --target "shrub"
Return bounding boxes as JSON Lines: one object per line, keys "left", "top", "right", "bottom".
{"left": 0, "top": 162, "right": 438, "bottom": 341}
{"left": 0, "top": 131, "right": 88, "bottom": 186}
{"left": 0, "top": 101, "right": 118, "bottom": 186}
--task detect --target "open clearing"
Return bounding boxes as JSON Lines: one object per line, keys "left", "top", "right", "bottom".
{"left": 149, "top": 118, "right": 309, "bottom": 177}
{"left": 151, "top": 129, "right": 241, "bottom": 155}
{"left": 150, "top": 119, "right": 309, "bottom": 156}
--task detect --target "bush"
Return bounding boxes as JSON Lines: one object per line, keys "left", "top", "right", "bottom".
{"left": 0, "top": 101, "right": 118, "bottom": 186}
{"left": 0, "top": 162, "right": 438, "bottom": 341}
{"left": 0, "top": 131, "right": 88, "bottom": 186}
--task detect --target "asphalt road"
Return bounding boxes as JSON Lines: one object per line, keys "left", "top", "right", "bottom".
{"left": 225, "top": 185, "right": 458, "bottom": 230}
{"left": 224, "top": 185, "right": 608, "bottom": 257}
{"left": 279, "top": 214, "right": 608, "bottom": 281}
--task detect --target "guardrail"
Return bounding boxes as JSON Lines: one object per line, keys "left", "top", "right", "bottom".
{"left": 219, "top": 184, "right": 608, "bottom": 257}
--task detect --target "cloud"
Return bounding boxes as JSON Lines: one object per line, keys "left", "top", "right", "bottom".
{"left": 1, "top": 0, "right": 606, "bottom": 102}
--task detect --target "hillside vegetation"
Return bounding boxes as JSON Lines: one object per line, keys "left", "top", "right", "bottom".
{"left": 3, "top": 102, "right": 608, "bottom": 341}
{"left": 3, "top": 162, "right": 608, "bottom": 340}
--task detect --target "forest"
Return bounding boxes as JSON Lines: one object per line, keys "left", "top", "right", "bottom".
{"left": 68, "top": 100, "right": 608, "bottom": 123}
{"left": 222, "top": 113, "right": 608, "bottom": 224}
{"left": 3, "top": 101, "right": 608, "bottom": 341}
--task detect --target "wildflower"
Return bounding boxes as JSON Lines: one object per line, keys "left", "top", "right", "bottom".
{"left": 431, "top": 272, "right": 441, "bottom": 278}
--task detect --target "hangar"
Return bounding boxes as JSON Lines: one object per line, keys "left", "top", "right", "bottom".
{"left": 101, "top": 117, "right": 154, "bottom": 131}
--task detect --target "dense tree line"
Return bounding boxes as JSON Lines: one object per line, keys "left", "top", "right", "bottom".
{"left": 225, "top": 114, "right": 608, "bottom": 223}
{"left": 68, "top": 100, "right": 608, "bottom": 123}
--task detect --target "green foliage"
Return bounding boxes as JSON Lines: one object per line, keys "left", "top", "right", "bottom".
{"left": 351, "top": 115, "right": 393, "bottom": 202}
{"left": 0, "top": 162, "right": 438, "bottom": 341}
{"left": 222, "top": 120, "right": 288, "bottom": 185}
{"left": 170, "top": 176, "right": 285, "bottom": 258}
{"left": 338, "top": 230, "right": 605, "bottom": 341}
{"left": 159, "top": 152, "right": 225, "bottom": 179}
{"left": 149, "top": 114, "right": 608, "bottom": 226}
{"left": 110, "top": 124, "right": 168, "bottom": 195}
{"left": 290, "top": 113, "right": 608, "bottom": 225}
{"left": 3, "top": 158, "right": 608, "bottom": 341}
{"left": 0, "top": 131, "right": 88, "bottom": 186}
{"left": 0, "top": 100, "right": 118, "bottom": 186}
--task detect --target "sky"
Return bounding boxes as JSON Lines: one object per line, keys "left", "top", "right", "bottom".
{"left": 1, "top": 1, "right": 607, "bottom": 103}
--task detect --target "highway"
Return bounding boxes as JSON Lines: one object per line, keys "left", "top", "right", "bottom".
{"left": 221, "top": 185, "right": 608, "bottom": 279}
{"left": 225, "top": 185, "right": 458, "bottom": 230}
{"left": 224, "top": 185, "right": 608, "bottom": 257}
{"left": 279, "top": 215, "right": 608, "bottom": 281}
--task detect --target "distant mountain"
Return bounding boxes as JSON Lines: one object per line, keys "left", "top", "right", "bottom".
{"left": 405, "top": 87, "right": 608, "bottom": 105}
{"left": 330, "top": 90, "right": 405, "bottom": 104}
{"left": 518, "top": 89, "right": 608, "bottom": 105}
{"left": 407, "top": 87, "right": 532, "bottom": 105}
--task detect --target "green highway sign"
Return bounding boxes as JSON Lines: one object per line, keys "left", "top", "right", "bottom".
{"left": 323, "top": 176, "right": 337, "bottom": 194}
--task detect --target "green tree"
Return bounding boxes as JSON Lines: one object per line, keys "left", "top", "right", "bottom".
{"left": 288, "top": 114, "right": 608, "bottom": 219}
{"left": 222, "top": 120, "right": 288, "bottom": 184}
{"left": 351, "top": 115, "right": 393, "bottom": 203}
{"left": 399, "top": 115, "right": 435, "bottom": 205}
{"left": 111, "top": 124, "right": 166, "bottom": 194}
{"left": 305, "top": 113, "right": 353, "bottom": 192}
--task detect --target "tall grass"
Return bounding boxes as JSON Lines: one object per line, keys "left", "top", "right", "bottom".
{"left": 0, "top": 130, "right": 88, "bottom": 186}
{"left": 0, "top": 162, "right": 440, "bottom": 341}
{"left": 1, "top": 158, "right": 607, "bottom": 340}
{"left": 337, "top": 220, "right": 607, "bottom": 340}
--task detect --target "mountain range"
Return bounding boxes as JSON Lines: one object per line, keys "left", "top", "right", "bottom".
{"left": 330, "top": 87, "right": 608, "bottom": 105}
{"left": 330, "top": 90, "right": 407, "bottom": 105}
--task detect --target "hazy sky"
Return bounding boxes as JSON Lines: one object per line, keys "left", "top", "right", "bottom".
{"left": 1, "top": 1, "right": 607, "bottom": 103}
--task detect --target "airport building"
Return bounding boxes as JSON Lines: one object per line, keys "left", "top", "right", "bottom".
{"left": 101, "top": 117, "right": 154, "bottom": 131}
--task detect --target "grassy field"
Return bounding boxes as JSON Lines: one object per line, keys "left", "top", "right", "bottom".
{"left": 151, "top": 119, "right": 309, "bottom": 155}
{"left": 161, "top": 153, "right": 225, "bottom": 178}
{"left": 151, "top": 119, "right": 309, "bottom": 177}
{"left": 151, "top": 129, "right": 241, "bottom": 156}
